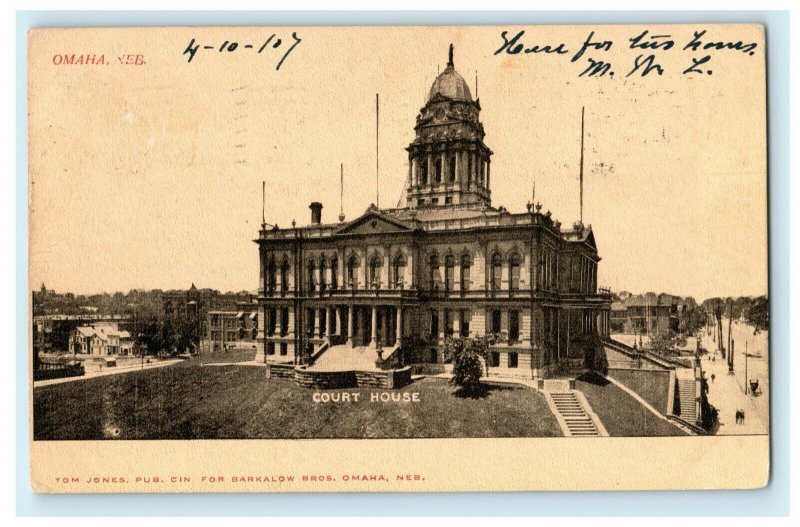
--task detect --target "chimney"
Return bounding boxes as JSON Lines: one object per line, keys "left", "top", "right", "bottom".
{"left": 309, "top": 202, "right": 323, "bottom": 225}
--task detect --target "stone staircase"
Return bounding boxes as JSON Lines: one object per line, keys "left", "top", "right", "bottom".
{"left": 549, "top": 391, "right": 601, "bottom": 437}
{"left": 310, "top": 344, "right": 379, "bottom": 371}
{"left": 676, "top": 378, "right": 698, "bottom": 423}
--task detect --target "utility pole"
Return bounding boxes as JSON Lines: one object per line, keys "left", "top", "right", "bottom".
{"left": 744, "top": 341, "right": 749, "bottom": 394}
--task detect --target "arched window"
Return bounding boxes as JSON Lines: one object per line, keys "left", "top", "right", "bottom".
{"left": 392, "top": 254, "right": 407, "bottom": 288}
{"left": 266, "top": 257, "right": 276, "bottom": 294}
{"left": 509, "top": 252, "right": 521, "bottom": 292}
{"left": 330, "top": 257, "right": 338, "bottom": 290}
{"left": 307, "top": 260, "right": 316, "bottom": 292}
{"left": 347, "top": 255, "right": 359, "bottom": 288}
{"left": 435, "top": 156, "right": 442, "bottom": 184}
{"left": 429, "top": 253, "right": 440, "bottom": 290}
{"left": 491, "top": 252, "right": 503, "bottom": 292}
{"left": 280, "top": 259, "right": 290, "bottom": 292}
{"left": 444, "top": 254, "right": 455, "bottom": 292}
{"left": 368, "top": 255, "right": 382, "bottom": 288}
{"left": 460, "top": 253, "right": 471, "bottom": 292}
{"left": 319, "top": 258, "right": 328, "bottom": 292}
{"left": 448, "top": 155, "right": 456, "bottom": 183}
{"left": 419, "top": 157, "right": 428, "bottom": 185}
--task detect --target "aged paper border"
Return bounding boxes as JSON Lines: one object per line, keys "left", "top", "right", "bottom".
{"left": 23, "top": 18, "right": 777, "bottom": 498}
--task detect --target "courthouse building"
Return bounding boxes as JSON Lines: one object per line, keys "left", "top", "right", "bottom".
{"left": 255, "top": 47, "right": 611, "bottom": 378}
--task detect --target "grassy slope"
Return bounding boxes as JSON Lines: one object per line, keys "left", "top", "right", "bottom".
{"left": 607, "top": 369, "right": 672, "bottom": 415}
{"left": 576, "top": 373, "right": 686, "bottom": 437}
{"left": 33, "top": 364, "right": 562, "bottom": 440}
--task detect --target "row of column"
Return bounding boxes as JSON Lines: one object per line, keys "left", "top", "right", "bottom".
{"left": 411, "top": 151, "right": 489, "bottom": 189}
{"left": 305, "top": 305, "right": 404, "bottom": 348}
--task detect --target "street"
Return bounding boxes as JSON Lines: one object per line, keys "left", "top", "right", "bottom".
{"left": 33, "top": 358, "right": 184, "bottom": 388}
{"left": 699, "top": 321, "right": 769, "bottom": 435}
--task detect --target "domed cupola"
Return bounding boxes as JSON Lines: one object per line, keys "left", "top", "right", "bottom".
{"left": 403, "top": 44, "right": 493, "bottom": 210}
{"left": 428, "top": 46, "right": 473, "bottom": 102}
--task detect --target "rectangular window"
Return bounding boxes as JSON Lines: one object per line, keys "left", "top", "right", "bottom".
{"left": 460, "top": 310, "right": 470, "bottom": 337}
{"left": 307, "top": 308, "right": 315, "bottom": 336}
{"left": 445, "top": 259, "right": 454, "bottom": 292}
{"left": 460, "top": 261, "right": 470, "bottom": 291}
{"left": 280, "top": 307, "right": 289, "bottom": 336}
{"left": 509, "top": 310, "right": 520, "bottom": 343}
{"left": 266, "top": 342, "right": 275, "bottom": 355}
{"left": 491, "top": 310, "right": 501, "bottom": 334}
{"left": 430, "top": 310, "right": 439, "bottom": 338}
{"left": 492, "top": 262, "right": 502, "bottom": 291}
{"left": 510, "top": 263, "right": 520, "bottom": 291}
{"left": 508, "top": 353, "right": 518, "bottom": 368}
{"left": 445, "top": 196, "right": 453, "bottom": 204}
{"left": 280, "top": 343, "right": 288, "bottom": 356}
{"left": 489, "top": 351, "right": 500, "bottom": 367}
{"left": 268, "top": 308, "right": 276, "bottom": 336}
{"left": 444, "top": 310, "right": 453, "bottom": 337}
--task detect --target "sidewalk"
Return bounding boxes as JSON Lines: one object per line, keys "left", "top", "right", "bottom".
{"left": 699, "top": 327, "right": 769, "bottom": 435}
{"left": 33, "top": 359, "right": 183, "bottom": 388}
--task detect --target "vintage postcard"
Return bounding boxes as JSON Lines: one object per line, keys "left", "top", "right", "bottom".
{"left": 28, "top": 24, "right": 768, "bottom": 493}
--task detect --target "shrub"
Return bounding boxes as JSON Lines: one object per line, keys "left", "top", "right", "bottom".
{"left": 445, "top": 337, "right": 489, "bottom": 396}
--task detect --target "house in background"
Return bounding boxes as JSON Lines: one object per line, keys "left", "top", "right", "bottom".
{"left": 205, "top": 300, "right": 259, "bottom": 352}
{"left": 610, "top": 293, "right": 682, "bottom": 335}
{"left": 70, "top": 323, "right": 134, "bottom": 356}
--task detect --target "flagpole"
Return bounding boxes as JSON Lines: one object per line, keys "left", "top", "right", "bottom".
{"left": 376, "top": 93, "right": 380, "bottom": 208}
{"left": 580, "top": 106, "right": 585, "bottom": 225}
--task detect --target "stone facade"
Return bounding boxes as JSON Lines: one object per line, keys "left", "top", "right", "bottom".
{"left": 254, "top": 47, "right": 612, "bottom": 379}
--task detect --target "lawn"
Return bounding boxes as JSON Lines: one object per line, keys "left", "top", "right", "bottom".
{"left": 575, "top": 373, "right": 687, "bottom": 437}
{"left": 199, "top": 348, "right": 258, "bottom": 364}
{"left": 607, "top": 368, "right": 672, "bottom": 415}
{"left": 33, "top": 364, "right": 563, "bottom": 440}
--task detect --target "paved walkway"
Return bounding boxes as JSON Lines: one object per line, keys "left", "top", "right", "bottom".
{"left": 33, "top": 359, "right": 183, "bottom": 388}
{"left": 699, "top": 325, "right": 769, "bottom": 435}
{"left": 202, "top": 361, "right": 265, "bottom": 367}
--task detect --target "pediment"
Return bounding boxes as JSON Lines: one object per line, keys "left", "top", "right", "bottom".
{"left": 336, "top": 211, "right": 413, "bottom": 236}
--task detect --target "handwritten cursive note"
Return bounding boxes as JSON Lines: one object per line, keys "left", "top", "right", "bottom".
{"left": 183, "top": 32, "right": 302, "bottom": 70}
{"left": 495, "top": 29, "right": 758, "bottom": 78}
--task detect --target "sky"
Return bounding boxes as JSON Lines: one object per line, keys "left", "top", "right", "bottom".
{"left": 28, "top": 25, "right": 767, "bottom": 300}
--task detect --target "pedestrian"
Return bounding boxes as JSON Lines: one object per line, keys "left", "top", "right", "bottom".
{"left": 711, "top": 373, "right": 715, "bottom": 383}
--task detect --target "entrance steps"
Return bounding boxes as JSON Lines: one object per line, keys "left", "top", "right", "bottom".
{"left": 676, "top": 378, "right": 698, "bottom": 423}
{"left": 544, "top": 389, "right": 608, "bottom": 437}
{"left": 310, "top": 344, "right": 380, "bottom": 371}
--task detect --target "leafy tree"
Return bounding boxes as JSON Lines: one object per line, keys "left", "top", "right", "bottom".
{"left": 745, "top": 295, "right": 769, "bottom": 334}
{"left": 650, "top": 329, "right": 676, "bottom": 355}
{"left": 679, "top": 306, "right": 707, "bottom": 336}
{"left": 445, "top": 336, "right": 489, "bottom": 397}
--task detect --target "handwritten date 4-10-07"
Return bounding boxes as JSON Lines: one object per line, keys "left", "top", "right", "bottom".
{"left": 183, "top": 32, "right": 302, "bottom": 70}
